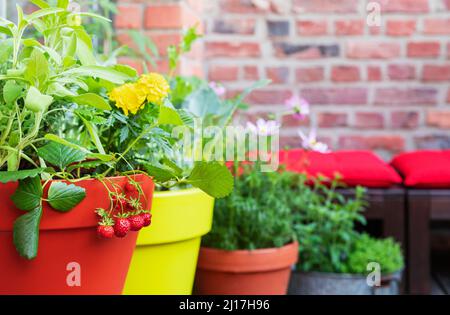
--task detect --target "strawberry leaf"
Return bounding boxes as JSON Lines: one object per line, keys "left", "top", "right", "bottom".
{"left": 0, "top": 168, "right": 46, "bottom": 184}
{"left": 37, "top": 142, "right": 86, "bottom": 170}
{"left": 186, "top": 162, "right": 234, "bottom": 198}
{"left": 13, "top": 206, "right": 43, "bottom": 260}
{"left": 11, "top": 176, "right": 43, "bottom": 211}
{"left": 47, "top": 182, "right": 86, "bottom": 212}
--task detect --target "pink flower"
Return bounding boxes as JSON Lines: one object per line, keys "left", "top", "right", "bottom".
{"left": 285, "top": 95, "right": 310, "bottom": 120}
{"left": 246, "top": 118, "right": 280, "bottom": 136}
{"left": 298, "top": 130, "right": 329, "bottom": 153}
{"left": 209, "top": 82, "right": 226, "bottom": 96}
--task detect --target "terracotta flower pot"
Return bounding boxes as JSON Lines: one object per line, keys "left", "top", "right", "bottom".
{"left": 0, "top": 174, "right": 154, "bottom": 295}
{"left": 195, "top": 242, "right": 298, "bottom": 295}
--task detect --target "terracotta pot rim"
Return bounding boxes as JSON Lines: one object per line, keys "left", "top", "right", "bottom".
{"left": 198, "top": 241, "right": 299, "bottom": 273}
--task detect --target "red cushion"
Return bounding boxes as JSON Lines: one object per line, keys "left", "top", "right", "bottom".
{"left": 280, "top": 149, "right": 402, "bottom": 188}
{"left": 391, "top": 150, "right": 450, "bottom": 188}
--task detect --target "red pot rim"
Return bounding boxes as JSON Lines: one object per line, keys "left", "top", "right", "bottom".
{"left": 0, "top": 174, "right": 154, "bottom": 232}
{"left": 198, "top": 241, "right": 299, "bottom": 273}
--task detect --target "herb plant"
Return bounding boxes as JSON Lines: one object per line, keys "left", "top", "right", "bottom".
{"left": 202, "top": 165, "right": 295, "bottom": 250}
{"left": 347, "top": 233, "right": 404, "bottom": 275}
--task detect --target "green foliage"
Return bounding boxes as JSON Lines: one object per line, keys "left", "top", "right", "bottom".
{"left": 47, "top": 182, "right": 86, "bottom": 212}
{"left": 186, "top": 162, "right": 234, "bottom": 198}
{"left": 291, "top": 177, "right": 368, "bottom": 273}
{"left": 347, "top": 234, "right": 404, "bottom": 275}
{"left": 0, "top": 168, "right": 46, "bottom": 183}
{"left": 13, "top": 206, "right": 42, "bottom": 259}
{"left": 168, "top": 26, "right": 202, "bottom": 75}
{"left": 37, "top": 142, "right": 86, "bottom": 170}
{"left": 11, "top": 176, "right": 43, "bottom": 211}
{"left": 202, "top": 166, "right": 295, "bottom": 250}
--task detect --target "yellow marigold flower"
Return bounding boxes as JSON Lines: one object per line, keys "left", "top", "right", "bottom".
{"left": 137, "top": 73, "right": 170, "bottom": 105}
{"left": 110, "top": 83, "right": 147, "bottom": 116}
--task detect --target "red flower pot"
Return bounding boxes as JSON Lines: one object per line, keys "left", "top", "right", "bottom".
{"left": 195, "top": 242, "right": 298, "bottom": 295}
{"left": 0, "top": 174, "right": 154, "bottom": 295}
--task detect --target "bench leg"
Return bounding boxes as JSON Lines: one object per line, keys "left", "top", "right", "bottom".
{"left": 408, "top": 192, "right": 431, "bottom": 294}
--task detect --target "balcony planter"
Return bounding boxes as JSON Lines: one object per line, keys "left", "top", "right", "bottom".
{"left": 194, "top": 242, "right": 298, "bottom": 295}
{"left": 288, "top": 270, "right": 402, "bottom": 295}
{"left": 123, "top": 188, "right": 214, "bottom": 295}
{"left": 0, "top": 174, "right": 154, "bottom": 295}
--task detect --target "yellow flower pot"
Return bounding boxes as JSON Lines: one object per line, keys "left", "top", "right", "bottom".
{"left": 123, "top": 188, "right": 214, "bottom": 295}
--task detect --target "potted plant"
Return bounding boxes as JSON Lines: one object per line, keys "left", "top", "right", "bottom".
{"left": 0, "top": 2, "right": 228, "bottom": 294}
{"left": 288, "top": 176, "right": 404, "bottom": 295}
{"left": 122, "top": 28, "right": 265, "bottom": 295}
{"left": 195, "top": 166, "right": 299, "bottom": 295}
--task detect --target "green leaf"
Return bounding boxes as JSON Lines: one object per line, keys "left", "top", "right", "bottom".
{"left": 24, "top": 49, "right": 49, "bottom": 88}
{"left": 11, "top": 176, "right": 43, "bottom": 211}
{"left": 37, "top": 142, "right": 86, "bottom": 170}
{"left": 187, "top": 162, "right": 234, "bottom": 198}
{"left": 184, "top": 87, "right": 221, "bottom": 119}
{"left": 3, "top": 80, "right": 23, "bottom": 104}
{"left": 25, "top": 86, "right": 53, "bottom": 112}
{"left": 13, "top": 206, "right": 42, "bottom": 260}
{"left": 47, "top": 182, "right": 86, "bottom": 212}
{"left": 144, "top": 164, "right": 177, "bottom": 183}
{"left": 30, "top": 0, "right": 50, "bottom": 9}
{"left": 76, "top": 37, "right": 96, "bottom": 66}
{"left": 77, "top": 114, "right": 106, "bottom": 154}
{"left": 44, "top": 134, "right": 90, "bottom": 153}
{"left": 158, "top": 105, "right": 183, "bottom": 125}
{"left": 62, "top": 66, "right": 132, "bottom": 84}
{"left": 26, "top": 7, "right": 64, "bottom": 23}
{"left": 71, "top": 93, "right": 111, "bottom": 110}
{"left": 0, "top": 168, "right": 45, "bottom": 184}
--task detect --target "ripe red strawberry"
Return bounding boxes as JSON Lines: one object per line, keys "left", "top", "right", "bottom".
{"left": 97, "top": 225, "right": 114, "bottom": 239}
{"left": 141, "top": 212, "right": 152, "bottom": 227}
{"left": 114, "top": 218, "right": 131, "bottom": 238}
{"left": 128, "top": 215, "right": 144, "bottom": 231}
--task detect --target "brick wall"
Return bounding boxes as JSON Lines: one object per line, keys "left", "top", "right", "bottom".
{"left": 201, "top": 0, "right": 450, "bottom": 159}
{"left": 116, "top": 0, "right": 450, "bottom": 159}
{"left": 115, "top": 0, "right": 204, "bottom": 77}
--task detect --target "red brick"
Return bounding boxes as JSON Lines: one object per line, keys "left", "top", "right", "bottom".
{"left": 208, "top": 65, "right": 239, "bottom": 81}
{"left": 243, "top": 66, "right": 259, "bottom": 80}
{"left": 220, "top": 0, "right": 265, "bottom": 13}
{"left": 375, "top": 88, "right": 438, "bottom": 105}
{"left": 347, "top": 42, "right": 401, "bottom": 59}
{"left": 446, "top": 0, "right": 450, "bottom": 10}
{"left": 423, "top": 18, "right": 450, "bottom": 35}
{"left": 448, "top": 89, "right": 450, "bottom": 104}
{"left": 354, "top": 112, "right": 384, "bottom": 129}
{"left": 242, "top": 89, "right": 292, "bottom": 105}
{"left": 381, "top": 0, "right": 429, "bottom": 13}
{"left": 211, "top": 18, "right": 256, "bottom": 35}
{"left": 318, "top": 113, "right": 348, "bottom": 128}
{"left": 391, "top": 111, "right": 419, "bottom": 129}
{"left": 335, "top": 20, "right": 364, "bottom": 36}
{"left": 388, "top": 64, "right": 415, "bottom": 80}
{"left": 422, "top": 65, "right": 450, "bottom": 82}
{"left": 115, "top": 5, "right": 142, "bottom": 29}
{"left": 427, "top": 111, "right": 450, "bottom": 129}
{"left": 297, "top": 20, "right": 328, "bottom": 36}
{"left": 145, "top": 4, "right": 183, "bottom": 29}
{"left": 282, "top": 115, "right": 310, "bottom": 127}
{"left": 301, "top": 88, "right": 368, "bottom": 105}
{"left": 206, "top": 42, "right": 260, "bottom": 58}
{"left": 293, "top": 0, "right": 359, "bottom": 13}
{"left": 407, "top": 42, "right": 440, "bottom": 58}
{"left": 266, "top": 67, "right": 290, "bottom": 84}
{"left": 338, "top": 136, "right": 405, "bottom": 153}
{"left": 386, "top": 20, "right": 416, "bottom": 36}
{"left": 331, "top": 66, "right": 360, "bottom": 82}
{"left": 368, "top": 66, "right": 382, "bottom": 81}
{"left": 149, "top": 33, "right": 182, "bottom": 56}
{"left": 448, "top": 43, "right": 450, "bottom": 59}
{"left": 296, "top": 67, "right": 324, "bottom": 83}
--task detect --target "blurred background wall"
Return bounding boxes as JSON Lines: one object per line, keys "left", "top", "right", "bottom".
{"left": 4, "top": 0, "right": 450, "bottom": 159}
